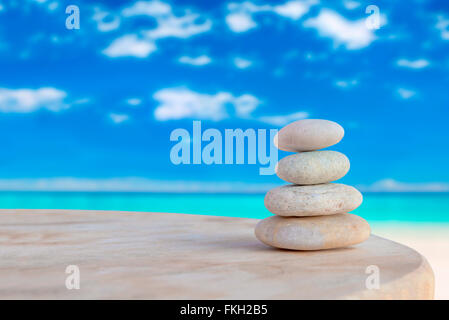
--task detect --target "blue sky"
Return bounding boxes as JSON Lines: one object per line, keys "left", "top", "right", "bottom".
{"left": 0, "top": 0, "right": 449, "bottom": 192}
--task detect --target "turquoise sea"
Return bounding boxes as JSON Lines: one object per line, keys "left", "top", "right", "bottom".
{"left": 0, "top": 192, "right": 448, "bottom": 223}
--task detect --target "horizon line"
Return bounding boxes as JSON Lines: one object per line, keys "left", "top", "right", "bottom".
{"left": 0, "top": 190, "right": 448, "bottom": 195}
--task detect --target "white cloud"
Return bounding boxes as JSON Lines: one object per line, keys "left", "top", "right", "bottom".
{"left": 126, "top": 98, "right": 142, "bottom": 106}
{"left": 396, "top": 58, "right": 430, "bottom": 69}
{"left": 273, "top": 0, "right": 315, "bottom": 20}
{"left": 233, "top": 94, "right": 260, "bottom": 117}
{"left": 153, "top": 87, "right": 260, "bottom": 121}
{"left": 397, "top": 88, "right": 416, "bottom": 99}
{"left": 32, "top": 0, "right": 59, "bottom": 12}
{"left": 258, "top": 111, "right": 309, "bottom": 126}
{"left": 0, "top": 87, "right": 68, "bottom": 113}
{"left": 335, "top": 79, "right": 358, "bottom": 88}
{"left": 179, "top": 55, "right": 212, "bottom": 66}
{"left": 0, "top": 177, "right": 279, "bottom": 193}
{"left": 92, "top": 7, "right": 121, "bottom": 32}
{"left": 304, "top": 51, "right": 328, "bottom": 61}
{"left": 147, "top": 16, "right": 211, "bottom": 40}
{"left": 72, "top": 97, "right": 91, "bottom": 105}
{"left": 102, "top": 34, "right": 156, "bottom": 58}
{"left": 358, "top": 179, "right": 449, "bottom": 193}
{"left": 226, "top": 1, "right": 315, "bottom": 33}
{"left": 304, "top": 9, "right": 382, "bottom": 50}
{"left": 343, "top": 0, "right": 361, "bottom": 10}
{"left": 153, "top": 87, "right": 308, "bottom": 125}
{"left": 109, "top": 113, "right": 130, "bottom": 124}
{"left": 233, "top": 57, "right": 253, "bottom": 69}
{"left": 123, "top": 0, "right": 211, "bottom": 39}
{"left": 226, "top": 12, "right": 257, "bottom": 32}
{"left": 104, "top": 1, "right": 211, "bottom": 58}
{"left": 122, "top": 0, "right": 172, "bottom": 17}
{"left": 47, "top": 1, "right": 58, "bottom": 11}
{"left": 436, "top": 15, "right": 449, "bottom": 40}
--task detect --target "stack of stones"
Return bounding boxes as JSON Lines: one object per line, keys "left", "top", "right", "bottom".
{"left": 255, "top": 119, "right": 370, "bottom": 251}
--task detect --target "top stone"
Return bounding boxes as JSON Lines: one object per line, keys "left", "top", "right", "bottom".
{"left": 275, "top": 119, "right": 344, "bottom": 152}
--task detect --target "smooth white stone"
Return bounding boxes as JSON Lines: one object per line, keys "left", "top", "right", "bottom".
{"left": 275, "top": 119, "right": 344, "bottom": 152}
{"left": 255, "top": 213, "right": 371, "bottom": 250}
{"left": 276, "top": 151, "right": 350, "bottom": 185}
{"left": 265, "top": 183, "right": 363, "bottom": 216}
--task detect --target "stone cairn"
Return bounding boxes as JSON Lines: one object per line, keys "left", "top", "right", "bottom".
{"left": 255, "top": 119, "right": 370, "bottom": 250}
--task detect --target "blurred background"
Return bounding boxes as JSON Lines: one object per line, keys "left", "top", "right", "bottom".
{"left": 0, "top": 0, "right": 448, "bottom": 297}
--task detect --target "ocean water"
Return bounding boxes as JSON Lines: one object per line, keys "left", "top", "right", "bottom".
{"left": 0, "top": 192, "right": 448, "bottom": 223}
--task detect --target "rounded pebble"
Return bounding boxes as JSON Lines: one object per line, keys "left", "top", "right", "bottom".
{"left": 275, "top": 119, "right": 344, "bottom": 152}
{"left": 276, "top": 151, "right": 350, "bottom": 185}
{"left": 265, "top": 183, "right": 363, "bottom": 217}
{"left": 255, "top": 214, "right": 371, "bottom": 251}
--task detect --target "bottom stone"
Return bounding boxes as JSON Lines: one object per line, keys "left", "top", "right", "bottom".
{"left": 255, "top": 213, "right": 370, "bottom": 250}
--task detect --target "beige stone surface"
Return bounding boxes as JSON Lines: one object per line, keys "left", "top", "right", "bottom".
{"left": 0, "top": 210, "right": 434, "bottom": 299}
{"left": 371, "top": 223, "right": 448, "bottom": 300}
{"left": 275, "top": 119, "right": 344, "bottom": 152}
{"left": 265, "top": 183, "right": 363, "bottom": 216}
{"left": 276, "top": 151, "right": 350, "bottom": 185}
{"left": 255, "top": 213, "right": 370, "bottom": 250}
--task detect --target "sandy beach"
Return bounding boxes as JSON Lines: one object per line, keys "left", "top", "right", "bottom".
{"left": 372, "top": 223, "right": 449, "bottom": 300}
